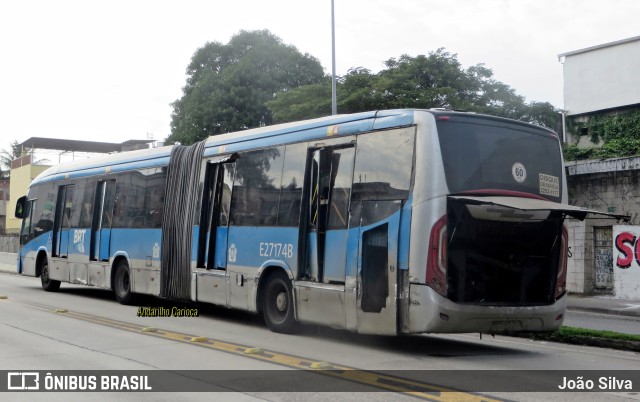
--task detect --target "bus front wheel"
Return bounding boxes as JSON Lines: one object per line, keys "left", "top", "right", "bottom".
{"left": 262, "top": 271, "right": 296, "bottom": 333}
{"left": 113, "top": 261, "right": 134, "bottom": 305}
{"left": 40, "top": 260, "right": 61, "bottom": 292}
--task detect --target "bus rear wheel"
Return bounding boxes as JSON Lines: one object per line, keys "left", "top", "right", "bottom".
{"left": 113, "top": 261, "right": 134, "bottom": 305}
{"left": 262, "top": 271, "right": 295, "bottom": 333}
{"left": 40, "top": 260, "right": 60, "bottom": 292}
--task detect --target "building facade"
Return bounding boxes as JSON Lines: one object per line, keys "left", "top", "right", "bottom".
{"left": 560, "top": 36, "right": 640, "bottom": 299}
{"left": 6, "top": 155, "right": 50, "bottom": 233}
{"left": 0, "top": 179, "right": 9, "bottom": 232}
{"left": 4, "top": 138, "right": 153, "bottom": 234}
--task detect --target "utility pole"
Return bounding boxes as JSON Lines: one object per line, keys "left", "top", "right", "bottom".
{"left": 331, "top": 0, "right": 337, "bottom": 115}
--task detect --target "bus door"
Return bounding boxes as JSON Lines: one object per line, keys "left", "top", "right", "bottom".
{"left": 355, "top": 200, "right": 401, "bottom": 334}
{"left": 52, "top": 184, "right": 75, "bottom": 258}
{"left": 18, "top": 197, "right": 37, "bottom": 275}
{"left": 306, "top": 144, "right": 355, "bottom": 283}
{"left": 196, "top": 159, "right": 235, "bottom": 304}
{"left": 91, "top": 180, "right": 116, "bottom": 262}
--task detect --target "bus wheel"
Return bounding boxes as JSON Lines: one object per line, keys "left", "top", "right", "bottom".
{"left": 40, "top": 260, "right": 61, "bottom": 292}
{"left": 113, "top": 261, "right": 134, "bottom": 305}
{"left": 262, "top": 271, "right": 295, "bottom": 333}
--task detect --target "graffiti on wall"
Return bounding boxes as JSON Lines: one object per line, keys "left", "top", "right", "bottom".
{"left": 612, "top": 225, "right": 640, "bottom": 299}
{"left": 594, "top": 227, "right": 613, "bottom": 289}
{"left": 595, "top": 248, "right": 613, "bottom": 287}
{"left": 614, "top": 226, "right": 640, "bottom": 269}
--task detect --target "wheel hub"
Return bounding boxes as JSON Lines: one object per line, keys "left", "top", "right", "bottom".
{"left": 276, "top": 292, "right": 287, "bottom": 312}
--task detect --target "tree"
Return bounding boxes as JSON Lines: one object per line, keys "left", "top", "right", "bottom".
{"left": 0, "top": 141, "right": 22, "bottom": 178}
{"left": 167, "top": 30, "right": 325, "bottom": 145}
{"left": 267, "top": 49, "right": 560, "bottom": 130}
{"left": 267, "top": 81, "right": 333, "bottom": 123}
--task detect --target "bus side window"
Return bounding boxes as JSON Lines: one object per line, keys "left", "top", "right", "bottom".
{"left": 277, "top": 143, "right": 306, "bottom": 227}
{"left": 352, "top": 127, "right": 415, "bottom": 202}
{"left": 77, "top": 178, "right": 97, "bottom": 228}
{"left": 230, "top": 147, "right": 284, "bottom": 227}
{"left": 34, "top": 185, "right": 55, "bottom": 234}
{"left": 63, "top": 206, "right": 72, "bottom": 228}
{"left": 218, "top": 164, "right": 234, "bottom": 227}
{"left": 20, "top": 199, "right": 35, "bottom": 244}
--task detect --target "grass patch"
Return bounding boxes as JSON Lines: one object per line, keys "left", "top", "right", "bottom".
{"left": 517, "top": 326, "right": 640, "bottom": 352}
{"left": 556, "top": 326, "right": 640, "bottom": 342}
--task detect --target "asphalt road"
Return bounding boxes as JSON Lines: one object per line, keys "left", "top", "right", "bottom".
{"left": 1, "top": 272, "right": 639, "bottom": 402}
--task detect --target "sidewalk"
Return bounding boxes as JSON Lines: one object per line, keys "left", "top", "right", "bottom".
{"left": 1, "top": 253, "right": 639, "bottom": 318}
{"left": 0, "top": 252, "right": 17, "bottom": 275}
{"left": 566, "top": 294, "right": 640, "bottom": 318}
{"left": 0, "top": 263, "right": 15, "bottom": 274}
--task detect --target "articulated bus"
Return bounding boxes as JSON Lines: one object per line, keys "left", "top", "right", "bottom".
{"left": 15, "top": 109, "right": 614, "bottom": 335}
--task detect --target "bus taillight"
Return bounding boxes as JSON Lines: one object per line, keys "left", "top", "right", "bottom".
{"left": 427, "top": 215, "right": 448, "bottom": 297}
{"left": 555, "top": 225, "right": 568, "bottom": 299}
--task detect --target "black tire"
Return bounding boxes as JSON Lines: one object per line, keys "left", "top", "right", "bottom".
{"left": 262, "top": 271, "right": 296, "bottom": 333}
{"left": 40, "top": 259, "right": 61, "bottom": 292}
{"left": 113, "top": 260, "right": 134, "bottom": 305}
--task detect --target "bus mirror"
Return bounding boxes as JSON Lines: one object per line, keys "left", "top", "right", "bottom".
{"left": 15, "top": 196, "right": 27, "bottom": 219}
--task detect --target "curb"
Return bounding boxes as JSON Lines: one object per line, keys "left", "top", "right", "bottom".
{"left": 0, "top": 267, "right": 16, "bottom": 275}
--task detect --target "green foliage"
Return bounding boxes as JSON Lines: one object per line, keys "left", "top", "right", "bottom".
{"left": 171, "top": 36, "right": 561, "bottom": 145}
{"left": 267, "top": 81, "right": 333, "bottom": 123}
{"left": 564, "top": 137, "right": 640, "bottom": 161}
{"left": 562, "top": 143, "right": 594, "bottom": 161}
{"left": 167, "top": 30, "right": 325, "bottom": 145}
{"left": 558, "top": 326, "right": 640, "bottom": 342}
{"left": 515, "top": 326, "right": 640, "bottom": 352}
{"left": 0, "top": 140, "right": 22, "bottom": 178}
{"left": 268, "top": 49, "right": 560, "bottom": 130}
{"left": 564, "top": 109, "right": 640, "bottom": 161}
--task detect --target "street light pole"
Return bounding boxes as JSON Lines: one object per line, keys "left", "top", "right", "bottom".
{"left": 331, "top": 0, "right": 337, "bottom": 115}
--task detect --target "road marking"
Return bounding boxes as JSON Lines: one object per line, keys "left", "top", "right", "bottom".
{"left": 10, "top": 299, "right": 503, "bottom": 401}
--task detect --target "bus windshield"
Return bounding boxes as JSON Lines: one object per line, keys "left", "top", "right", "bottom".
{"left": 436, "top": 117, "right": 563, "bottom": 202}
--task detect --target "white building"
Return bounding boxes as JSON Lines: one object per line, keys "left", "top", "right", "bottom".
{"left": 559, "top": 36, "right": 640, "bottom": 299}
{"left": 559, "top": 35, "right": 640, "bottom": 146}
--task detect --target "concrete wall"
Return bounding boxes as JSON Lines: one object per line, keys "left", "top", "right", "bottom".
{"left": 562, "top": 37, "right": 640, "bottom": 116}
{"left": 566, "top": 217, "right": 618, "bottom": 295}
{"left": 566, "top": 219, "right": 590, "bottom": 294}
{"left": 0, "top": 235, "right": 18, "bottom": 253}
{"left": 612, "top": 225, "right": 640, "bottom": 299}
{"left": 567, "top": 158, "right": 640, "bottom": 299}
{"left": 0, "top": 252, "right": 17, "bottom": 267}
{"left": 567, "top": 161, "right": 640, "bottom": 224}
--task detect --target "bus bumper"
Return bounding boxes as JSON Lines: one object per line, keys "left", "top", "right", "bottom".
{"left": 407, "top": 283, "right": 566, "bottom": 334}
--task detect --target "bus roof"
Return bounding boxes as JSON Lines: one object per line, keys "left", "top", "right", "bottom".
{"left": 31, "top": 110, "right": 413, "bottom": 184}
{"left": 429, "top": 109, "right": 557, "bottom": 136}
{"left": 30, "top": 109, "right": 553, "bottom": 185}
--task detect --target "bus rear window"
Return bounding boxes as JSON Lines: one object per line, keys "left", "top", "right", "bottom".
{"left": 436, "top": 119, "right": 563, "bottom": 202}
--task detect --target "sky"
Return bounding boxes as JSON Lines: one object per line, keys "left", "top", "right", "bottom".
{"left": 0, "top": 0, "right": 638, "bottom": 160}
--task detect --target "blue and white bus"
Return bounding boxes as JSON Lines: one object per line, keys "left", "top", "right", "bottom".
{"left": 14, "top": 109, "right": 613, "bottom": 334}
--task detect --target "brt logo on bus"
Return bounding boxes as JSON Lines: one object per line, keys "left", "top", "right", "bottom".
{"left": 73, "top": 230, "right": 86, "bottom": 253}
